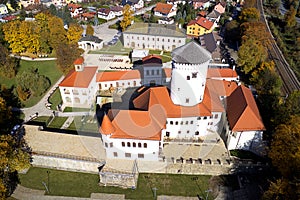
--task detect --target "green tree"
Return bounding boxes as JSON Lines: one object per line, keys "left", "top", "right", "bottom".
{"left": 0, "top": 44, "right": 17, "bottom": 78}
{"left": 120, "top": 5, "right": 134, "bottom": 31}
{"left": 85, "top": 24, "right": 94, "bottom": 36}
{"left": 284, "top": 7, "right": 297, "bottom": 28}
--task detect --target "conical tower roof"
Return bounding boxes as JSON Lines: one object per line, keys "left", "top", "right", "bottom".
{"left": 171, "top": 41, "right": 211, "bottom": 64}
{"left": 100, "top": 114, "right": 115, "bottom": 135}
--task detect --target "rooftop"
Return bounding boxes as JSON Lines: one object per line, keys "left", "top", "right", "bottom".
{"left": 154, "top": 2, "right": 173, "bottom": 15}
{"left": 172, "top": 41, "right": 211, "bottom": 64}
{"left": 59, "top": 67, "right": 98, "bottom": 88}
{"left": 124, "top": 23, "right": 185, "bottom": 38}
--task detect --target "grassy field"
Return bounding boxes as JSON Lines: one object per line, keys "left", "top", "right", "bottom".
{"left": 48, "top": 88, "right": 62, "bottom": 110}
{"left": 66, "top": 116, "right": 99, "bottom": 133}
{"left": 47, "top": 117, "right": 68, "bottom": 129}
{"left": 89, "top": 40, "right": 132, "bottom": 55}
{"left": 0, "top": 60, "right": 62, "bottom": 108}
{"left": 19, "top": 167, "right": 214, "bottom": 199}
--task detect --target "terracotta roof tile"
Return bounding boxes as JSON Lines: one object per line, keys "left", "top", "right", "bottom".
{"left": 226, "top": 85, "right": 265, "bottom": 132}
{"left": 74, "top": 57, "right": 84, "bottom": 65}
{"left": 59, "top": 67, "right": 97, "bottom": 88}
{"left": 154, "top": 2, "right": 173, "bottom": 15}
{"left": 100, "top": 114, "right": 115, "bottom": 135}
{"left": 142, "top": 55, "right": 162, "bottom": 64}
{"left": 206, "top": 79, "right": 238, "bottom": 97}
{"left": 196, "top": 17, "right": 214, "bottom": 30}
{"left": 96, "top": 70, "right": 141, "bottom": 82}
{"left": 207, "top": 68, "right": 238, "bottom": 79}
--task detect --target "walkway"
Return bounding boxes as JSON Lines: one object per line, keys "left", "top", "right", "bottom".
{"left": 21, "top": 76, "right": 65, "bottom": 122}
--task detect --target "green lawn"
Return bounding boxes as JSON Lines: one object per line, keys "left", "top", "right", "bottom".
{"left": 48, "top": 89, "right": 62, "bottom": 110}
{"left": 19, "top": 167, "right": 214, "bottom": 199}
{"left": 89, "top": 41, "right": 132, "bottom": 55}
{"left": 30, "top": 116, "right": 50, "bottom": 123}
{"left": 63, "top": 107, "right": 91, "bottom": 112}
{"left": 47, "top": 117, "right": 68, "bottom": 129}
{"left": 0, "top": 60, "right": 63, "bottom": 108}
{"left": 66, "top": 116, "right": 99, "bottom": 133}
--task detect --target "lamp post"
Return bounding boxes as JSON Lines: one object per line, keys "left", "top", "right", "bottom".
{"left": 47, "top": 171, "right": 50, "bottom": 194}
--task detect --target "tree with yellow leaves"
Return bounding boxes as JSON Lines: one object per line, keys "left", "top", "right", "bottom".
{"left": 120, "top": 4, "right": 134, "bottom": 31}
{"left": 35, "top": 12, "right": 51, "bottom": 54}
{"left": 67, "top": 23, "right": 83, "bottom": 45}
{"left": 48, "top": 16, "right": 67, "bottom": 51}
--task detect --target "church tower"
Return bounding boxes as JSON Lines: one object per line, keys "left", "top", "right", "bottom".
{"left": 170, "top": 41, "right": 212, "bottom": 106}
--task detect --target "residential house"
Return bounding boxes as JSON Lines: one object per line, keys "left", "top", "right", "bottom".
{"left": 123, "top": 23, "right": 186, "bottom": 51}
{"left": 68, "top": 3, "right": 83, "bottom": 18}
{"left": 154, "top": 2, "right": 176, "bottom": 18}
{"left": 186, "top": 17, "right": 214, "bottom": 38}
{"left": 206, "top": 10, "right": 221, "bottom": 24}
{"left": 110, "top": 6, "right": 123, "bottom": 17}
{"left": 98, "top": 8, "right": 115, "bottom": 21}
{"left": 199, "top": 32, "right": 222, "bottom": 62}
{"left": 192, "top": 0, "right": 210, "bottom": 9}
{"left": 0, "top": 4, "right": 8, "bottom": 15}
{"left": 158, "top": 17, "right": 174, "bottom": 25}
{"left": 81, "top": 12, "right": 96, "bottom": 21}
{"left": 122, "top": 0, "right": 144, "bottom": 11}
{"left": 214, "top": 2, "right": 226, "bottom": 14}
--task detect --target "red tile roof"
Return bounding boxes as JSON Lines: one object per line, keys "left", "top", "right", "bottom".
{"left": 68, "top": 3, "right": 81, "bottom": 10}
{"left": 142, "top": 55, "right": 162, "bottom": 64}
{"left": 188, "top": 17, "right": 214, "bottom": 30}
{"left": 59, "top": 67, "right": 98, "bottom": 88}
{"left": 74, "top": 57, "right": 84, "bottom": 65}
{"left": 133, "top": 86, "right": 214, "bottom": 118}
{"left": 207, "top": 68, "right": 238, "bottom": 79}
{"left": 206, "top": 79, "right": 238, "bottom": 97}
{"left": 102, "top": 110, "right": 163, "bottom": 141}
{"left": 154, "top": 2, "right": 173, "bottom": 15}
{"left": 100, "top": 114, "right": 115, "bottom": 135}
{"left": 226, "top": 85, "right": 265, "bottom": 132}
{"left": 96, "top": 70, "right": 141, "bottom": 82}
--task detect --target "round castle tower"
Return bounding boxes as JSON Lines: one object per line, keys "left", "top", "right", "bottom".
{"left": 171, "top": 41, "right": 212, "bottom": 106}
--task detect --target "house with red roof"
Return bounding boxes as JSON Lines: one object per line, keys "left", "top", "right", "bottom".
{"left": 68, "top": 3, "right": 83, "bottom": 18}
{"left": 98, "top": 8, "right": 116, "bottom": 21}
{"left": 192, "top": 0, "right": 211, "bottom": 9}
{"left": 154, "top": 2, "right": 176, "bottom": 18}
{"left": 59, "top": 57, "right": 98, "bottom": 108}
{"left": 186, "top": 17, "right": 215, "bottom": 38}
{"left": 214, "top": 2, "right": 226, "bottom": 14}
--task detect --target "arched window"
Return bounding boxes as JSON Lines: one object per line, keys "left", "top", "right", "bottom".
{"left": 133, "top": 142, "right": 136, "bottom": 147}
{"left": 127, "top": 142, "right": 131, "bottom": 147}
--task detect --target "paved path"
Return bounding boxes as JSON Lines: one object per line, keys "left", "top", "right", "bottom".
{"left": 21, "top": 76, "right": 65, "bottom": 122}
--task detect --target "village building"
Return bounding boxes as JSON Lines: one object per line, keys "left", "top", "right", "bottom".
{"left": 68, "top": 3, "right": 83, "bottom": 18}
{"left": 158, "top": 17, "right": 174, "bottom": 25}
{"left": 154, "top": 2, "right": 176, "bottom": 18}
{"left": 192, "top": 0, "right": 211, "bottom": 9}
{"left": 122, "top": 0, "right": 144, "bottom": 11}
{"left": 186, "top": 17, "right": 214, "bottom": 38}
{"left": 98, "top": 8, "right": 115, "bottom": 21}
{"left": 78, "top": 35, "right": 103, "bottom": 51}
{"left": 122, "top": 23, "right": 186, "bottom": 51}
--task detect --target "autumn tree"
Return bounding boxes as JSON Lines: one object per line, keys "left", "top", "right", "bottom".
{"left": 265, "top": 116, "right": 300, "bottom": 199}
{"left": 48, "top": 16, "right": 67, "bottom": 51}
{"left": 239, "top": 7, "right": 260, "bottom": 23}
{"left": 67, "top": 23, "right": 83, "bottom": 44}
{"left": 240, "top": 22, "right": 271, "bottom": 48}
{"left": 35, "top": 12, "right": 51, "bottom": 54}
{"left": 284, "top": 7, "right": 297, "bottom": 28}
{"left": 0, "top": 44, "right": 18, "bottom": 78}
{"left": 3, "top": 20, "right": 25, "bottom": 54}
{"left": 85, "top": 24, "right": 94, "bottom": 36}
{"left": 56, "top": 43, "right": 83, "bottom": 74}
{"left": 120, "top": 4, "right": 134, "bottom": 31}
{"left": 237, "top": 38, "right": 267, "bottom": 74}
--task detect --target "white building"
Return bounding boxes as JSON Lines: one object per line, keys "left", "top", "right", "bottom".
{"left": 68, "top": 3, "right": 83, "bottom": 18}
{"left": 98, "top": 8, "right": 116, "bottom": 21}
{"left": 122, "top": 0, "right": 144, "bottom": 11}
{"left": 98, "top": 41, "right": 265, "bottom": 161}
{"left": 0, "top": 4, "right": 8, "bottom": 14}
{"left": 78, "top": 35, "right": 103, "bottom": 51}
{"left": 58, "top": 58, "right": 98, "bottom": 108}
{"left": 158, "top": 17, "right": 174, "bottom": 25}
{"left": 123, "top": 23, "right": 186, "bottom": 51}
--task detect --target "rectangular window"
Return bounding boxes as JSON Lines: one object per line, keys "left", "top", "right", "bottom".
{"left": 122, "top": 142, "right": 125, "bottom": 147}
{"left": 157, "top": 38, "right": 159, "bottom": 41}
{"left": 185, "top": 121, "right": 188, "bottom": 125}
{"left": 156, "top": 69, "right": 160, "bottom": 75}
{"left": 133, "top": 142, "right": 136, "bottom": 147}
{"left": 186, "top": 98, "right": 189, "bottom": 103}
{"left": 144, "top": 143, "right": 147, "bottom": 148}
{"left": 125, "top": 153, "right": 131, "bottom": 158}
{"left": 180, "top": 121, "right": 183, "bottom": 125}
{"left": 190, "top": 121, "right": 193, "bottom": 124}
{"left": 170, "top": 121, "right": 173, "bottom": 125}
{"left": 110, "top": 142, "right": 113, "bottom": 147}
{"left": 127, "top": 142, "right": 131, "bottom": 147}
{"left": 113, "top": 152, "right": 118, "bottom": 157}
{"left": 187, "top": 76, "right": 190, "bottom": 80}
{"left": 178, "top": 131, "right": 181, "bottom": 134}
{"left": 175, "top": 121, "right": 178, "bottom": 125}
{"left": 138, "top": 153, "right": 144, "bottom": 158}
{"left": 105, "top": 142, "right": 108, "bottom": 148}
{"left": 215, "top": 114, "right": 218, "bottom": 119}
{"left": 187, "top": 130, "right": 190, "bottom": 133}
{"left": 138, "top": 143, "right": 142, "bottom": 148}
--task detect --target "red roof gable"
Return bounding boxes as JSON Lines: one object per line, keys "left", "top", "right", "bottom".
{"left": 59, "top": 67, "right": 98, "bottom": 88}
{"left": 74, "top": 57, "right": 84, "bottom": 65}
{"left": 196, "top": 17, "right": 214, "bottom": 30}
{"left": 154, "top": 3, "right": 173, "bottom": 15}
{"left": 226, "top": 85, "right": 265, "bottom": 132}
{"left": 96, "top": 70, "right": 141, "bottom": 82}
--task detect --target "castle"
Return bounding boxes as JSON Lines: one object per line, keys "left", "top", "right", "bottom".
{"left": 58, "top": 41, "right": 265, "bottom": 162}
